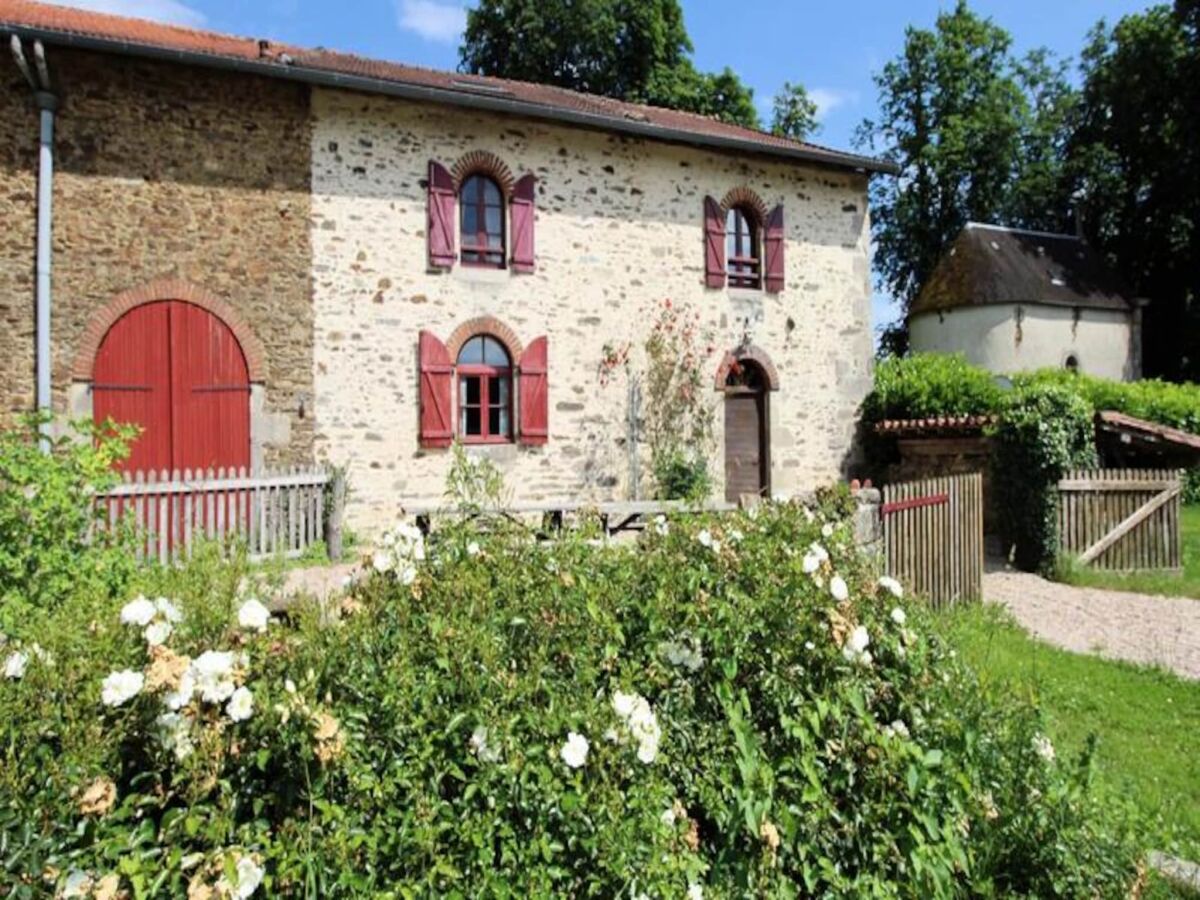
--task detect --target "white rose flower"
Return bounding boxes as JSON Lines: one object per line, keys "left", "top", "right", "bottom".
{"left": 191, "top": 650, "right": 237, "bottom": 704}
{"left": 156, "top": 712, "right": 194, "bottom": 760}
{"left": 802, "top": 551, "right": 822, "bottom": 574}
{"left": 804, "top": 640, "right": 815, "bottom": 651}
{"left": 469, "top": 725, "right": 502, "bottom": 763}
{"left": 101, "top": 669, "right": 144, "bottom": 707}
{"left": 163, "top": 670, "right": 195, "bottom": 711}
{"left": 372, "top": 550, "right": 394, "bottom": 573}
{"left": 4, "top": 651, "right": 28, "bottom": 680}
{"left": 284, "top": 678, "right": 297, "bottom": 695}
{"left": 889, "top": 719, "right": 910, "bottom": 740}
{"left": 661, "top": 806, "right": 677, "bottom": 826}
{"left": 217, "top": 855, "right": 265, "bottom": 900}
{"left": 1033, "top": 733, "right": 1056, "bottom": 762}
{"left": 842, "top": 626, "right": 872, "bottom": 666}
{"left": 226, "top": 686, "right": 254, "bottom": 722}
{"left": 688, "top": 884, "right": 704, "bottom": 900}
{"left": 237, "top": 599, "right": 271, "bottom": 633}
{"left": 155, "top": 597, "right": 183, "bottom": 623}
{"left": 62, "top": 869, "right": 92, "bottom": 898}
{"left": 560, "top": 731, "right": 589, "bottom": 769}
{"left": 878, "top": 576, "right": 904, "bottom": 599}
{"left": 830, "top": 575, "right": 849, "bottom": 603}
{"left": 399, "top": 565, "right": 418, "bottom": 586}
{"left": 696, "top": 529, "right": 713, "bottom": 548}
{"left": 821, "top": 523, "right": 835, "bottom": 538}
{"left": 729, "top": 528, "right": 744, "bottom": 543}
{"left": 890, "top": 606, "right": 907, "bottom": 626}
{"left": 144, "top": 621, "right": 172, "bottom": 647}
{"left": 466, "top": 541, "right": 481, "bottom": 557}
{"left": 611, "top": 691, "right": 637, "bottom": 719}
{"left": 653, "top": 514, "right": 669, "bottom": 536}
{"left": 119, "top": 596, "right": 156, "bottom": 627}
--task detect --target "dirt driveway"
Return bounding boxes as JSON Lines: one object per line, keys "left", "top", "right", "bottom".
{"left": 984, "top": 569, "right": 1200, "bottom": 680}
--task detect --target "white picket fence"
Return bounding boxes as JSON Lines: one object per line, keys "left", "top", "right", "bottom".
{"left": 99, "top": 467, "right": 331, "bottom": 564}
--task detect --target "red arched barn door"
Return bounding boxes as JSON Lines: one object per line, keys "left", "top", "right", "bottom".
{"left": 93, "top": 301, "right": 251, "bottom": 472}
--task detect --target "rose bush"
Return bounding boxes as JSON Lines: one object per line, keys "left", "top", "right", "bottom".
{"left": 1, "top": 494, "right": 1143, "bottom": 897}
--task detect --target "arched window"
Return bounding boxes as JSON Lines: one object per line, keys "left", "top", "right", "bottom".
{"left": 460, "top": 174, "right": 505, "bottom": 268}
{"left": 726, "top": 205, "right": 761, "bottom": 289}
{"left": 457, "top": 335, "right": 512, "bottom": 442}
{"left": 1064, "top": 354, "right": 1080, "bottom": 373}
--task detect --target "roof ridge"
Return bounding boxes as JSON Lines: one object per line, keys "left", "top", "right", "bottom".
{"left": 966, "top": 221, "right": 1083, "bottom": 242}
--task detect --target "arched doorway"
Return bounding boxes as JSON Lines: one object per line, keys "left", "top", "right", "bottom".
{"left": 93, "top": 301, "right": 250, "bottom": 472}
{"left": 723, "top": 360, "right": 770, "bottom": 502}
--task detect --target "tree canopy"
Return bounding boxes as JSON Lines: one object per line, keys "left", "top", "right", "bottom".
{"left": 460, "top": 0, "right": 761, "bottom": 129}
{"left": 771, "top": 82, "right": 820, "bottom": 141}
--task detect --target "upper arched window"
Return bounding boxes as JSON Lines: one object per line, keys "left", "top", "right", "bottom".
{"left": 460, "top": 174, "right": 506, "bottom": 268}
{"left": 726, "top": 205, "right": 761, "bottom": 289}
{"left": 456, "top": 335, "right": 512, "bottom": 442}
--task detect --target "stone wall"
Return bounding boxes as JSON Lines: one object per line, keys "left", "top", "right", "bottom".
{"left": 0, "top": 49, "right": 314, "bottom": 466}
{"left": 310, "top": 88, "right": 874, "bottom": 531}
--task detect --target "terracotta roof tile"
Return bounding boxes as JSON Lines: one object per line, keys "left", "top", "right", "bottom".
{"left": 0, "top": 0, "right": 895, "bottom": 173}
{"left": 874, "top": 415, "right": 997, "bottom": 436}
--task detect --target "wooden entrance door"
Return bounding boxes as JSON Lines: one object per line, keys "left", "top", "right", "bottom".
{"left": 94, "top": 301, "right": 251, "bottom": 472}
{"left": 724, "top": 362, "right": 769, "bottom": 502}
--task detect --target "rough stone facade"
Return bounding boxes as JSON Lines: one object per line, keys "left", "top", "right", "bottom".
{"left": 0, "top": 49, "right": 314, "bottom": 466}
{"left": 310, "top": 89, "right": 874, "bottom": 531}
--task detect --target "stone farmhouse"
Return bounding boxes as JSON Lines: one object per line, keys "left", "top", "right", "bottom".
{"left": 0, "top": 0, "right": 894, "bottom": 531}
{"left": 908, "top": 223, "right": 1144, "bottom": 381}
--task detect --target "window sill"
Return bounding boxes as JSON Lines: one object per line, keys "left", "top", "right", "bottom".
{"left": 727, "top": 287, "right": 767, "bottom": 303}
{"left": 453, "top": 266, "right": 512, "bottom": 286}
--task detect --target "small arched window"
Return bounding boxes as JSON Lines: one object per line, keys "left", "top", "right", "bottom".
{"left": 457, "top": 335, "right": 512, "bottom": 442}
{"left": 726, "top": 205, "right": 761, "bottom": 289}
{"left": 460, "top": 174, "right": 505, "bottom": 268}
{"left": 1065, "top": 354, "right": 1080, "bottom": 373}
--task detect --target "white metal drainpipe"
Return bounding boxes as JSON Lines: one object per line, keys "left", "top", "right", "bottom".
{"left": 10, "top": 36, "right": 57, "bottom": 449}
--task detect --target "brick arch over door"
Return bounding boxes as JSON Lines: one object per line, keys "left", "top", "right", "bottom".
{"left": 713, "top": 345, "right": 781, "bottom": 392}
{"left": 91, "top": 299, "right": 252, "bottom": 473}
{"left": 73, "top": 278, "right": 267, "bottom": 383}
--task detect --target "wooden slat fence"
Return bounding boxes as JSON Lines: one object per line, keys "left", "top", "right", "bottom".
{"left": 883, "top": 472, "right": 984, "bottom": 609}
{"left": 1057, "top": 468, "right": 1182, "bottom": 571}
{"left": 99, "top": 467, "right": 329, "bottom": 564}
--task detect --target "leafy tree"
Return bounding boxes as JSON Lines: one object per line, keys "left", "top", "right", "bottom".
{"left": 855, "top": 2, "right": 1075, "bottom": 347}
{"left": 1064, "top": 3, "right": 1200, "bottom": 379}
{"left": 459, "top": 0, "right": 760, "bottom": 127}
{"left": 771, "top": 81, "right": 819, "bottom": 140}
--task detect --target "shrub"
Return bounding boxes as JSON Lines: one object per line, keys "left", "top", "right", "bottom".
{"left": 651, "top": 448, "right": 712, "bottom": 501}
{"left": 992, "top": 383, "right": 1098, "bottom": 572}
{"left": 863, "top": 354, "right": 1005, "bottom": 423}
{"left": 0, "top": 494, "right": 1141, "bottom": 896}
{"left": 0, "top": 417, "right": 136, "bottom": 634}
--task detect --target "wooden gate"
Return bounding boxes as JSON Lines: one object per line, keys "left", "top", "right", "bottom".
{"left": 883, "top": 473, "right": 984, "bottom": 608}
{"left": 1057, "top": 469, "right": 1182, "bottom": 570}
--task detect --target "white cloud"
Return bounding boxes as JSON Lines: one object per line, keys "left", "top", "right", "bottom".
{"left": 395, "top": 0, "right": 467, "bottom": 44}
{"left": 44, "top": 0, "right": 206, "bottom": 27}
{"left": 808, "top": 87, "right": 859, "bottom": 120}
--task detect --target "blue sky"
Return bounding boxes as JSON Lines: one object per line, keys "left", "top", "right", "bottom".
{"left": 54, "top": 0, "right": 1155, "bottom": 334}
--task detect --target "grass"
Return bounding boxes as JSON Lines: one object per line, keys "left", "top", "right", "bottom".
{"left": 1056, "top": 505, "right": 1200, "bottom": 598}
{"left": 937, "top": 603, "right": 1200, "bottom": 870}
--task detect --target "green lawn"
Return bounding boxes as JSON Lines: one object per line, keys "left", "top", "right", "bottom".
{"left": 1057, "top": 505, "right": 1200, "bottom": 598}
{"left": 937, "top": 604, "right": 1200, "bottom": 870}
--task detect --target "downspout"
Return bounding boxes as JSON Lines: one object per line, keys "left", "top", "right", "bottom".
{"left": 10, "top": 36, "right": 56, "bottom": 448}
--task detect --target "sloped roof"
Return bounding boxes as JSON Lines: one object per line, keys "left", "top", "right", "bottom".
{"left": 874, "top": 415, "right": 997, "bottom": 437}
{"left": 0, "top": 0, "right": 896, "bottom": 175}
{"left": 910, "top": 223, "right": 1136, "bottom": 317}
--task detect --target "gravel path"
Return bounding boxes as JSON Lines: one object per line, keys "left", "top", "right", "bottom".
{"left": 984, "top": 569, "right": 1200, "bottom": 680}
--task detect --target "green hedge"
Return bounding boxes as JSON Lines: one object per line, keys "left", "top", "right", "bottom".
{"left": 0, "top": 486, "right": 1143, "bottom": 896}
{"left": 863, "top": 354, "right": 1005, "bottom": 423}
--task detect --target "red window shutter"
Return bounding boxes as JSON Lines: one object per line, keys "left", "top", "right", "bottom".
{"left": 518, "top": 335, "right": 548, "bottom": 445}
{"left": 704, "top": 196, "right": 726, "bottom": 288}
{"left": 764, "top": 204, "right": 785, "bottom": 293}
{"left": 510, "top": 172, "right": 537, "bottom": 273}
{"left": 419, "top": 330, "right": 454, "bottom": 447}
{"left": 427, "top": 160, "right": 456, "bottom": 270}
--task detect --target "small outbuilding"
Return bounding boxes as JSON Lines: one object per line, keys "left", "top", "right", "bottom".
{"left": 908, "top": 223, "right": 1145, "bottom": 381}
